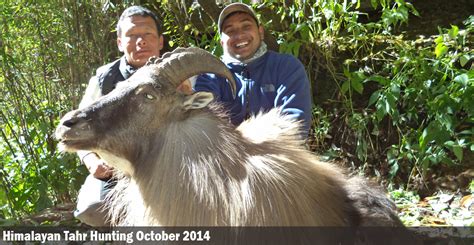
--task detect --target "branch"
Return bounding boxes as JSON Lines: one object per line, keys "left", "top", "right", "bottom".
{"left": 197, "top": 0, "right": 221, "bottom": 23}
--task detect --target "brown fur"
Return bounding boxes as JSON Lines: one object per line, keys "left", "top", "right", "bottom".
{"left": 56, "top": 61, "right": 402, "bottom": 227}
{"left": 104, "top": 107, "right": 360, "bottom": 226}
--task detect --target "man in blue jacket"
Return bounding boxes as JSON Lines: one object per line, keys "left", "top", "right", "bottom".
{"left": 194, "top": 3, "right": 312, "bottom": 136}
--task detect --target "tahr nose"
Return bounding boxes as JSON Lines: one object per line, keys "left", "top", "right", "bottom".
{"left": 60, "top": 110, "right": 86, "bottom": 128}
{"left": 62, "top": 117, "right": 78, "bottom": 128}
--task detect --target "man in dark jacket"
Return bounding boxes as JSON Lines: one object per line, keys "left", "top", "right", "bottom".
{"left": 194, "top": 3, "right": 312, "bottom": 137}
{"left": 75, "top": 5, "right": 164, "bottom": 226}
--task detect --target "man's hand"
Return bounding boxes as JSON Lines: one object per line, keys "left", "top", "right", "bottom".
{"left": 177, "top": 76, "right": 196, "bottom": 95}
{"left": 82, "top": 152, "right": 113, "bottom": 180}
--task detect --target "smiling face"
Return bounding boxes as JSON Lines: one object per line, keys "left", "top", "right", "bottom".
{"left": 220, "top": 12, "right": 264, "bottom": 61}
{"left": 117, "top": 15, "right": 164, "bottom": 68}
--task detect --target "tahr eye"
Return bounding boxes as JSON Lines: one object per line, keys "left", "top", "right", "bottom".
{"left": 144, "top": 93, "right": 155, "bottom": 100}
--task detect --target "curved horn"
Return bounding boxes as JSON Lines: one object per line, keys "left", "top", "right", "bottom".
{"left": 151, "top": 47, "right": 236, "bottom": 98}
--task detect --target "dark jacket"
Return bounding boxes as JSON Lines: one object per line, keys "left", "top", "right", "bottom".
{"left": 79, "top": 56, "right": 136, "bottom": 108}
{"left": 97, "top": 56, "right": 136, "bottom": 95}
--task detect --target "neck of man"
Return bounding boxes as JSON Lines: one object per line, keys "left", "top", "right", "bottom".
{"left": 222, "top": 42, "right": 268, "bottom": 65}
{"left": 120, "top": 56, "right": 138, "bottom": 80}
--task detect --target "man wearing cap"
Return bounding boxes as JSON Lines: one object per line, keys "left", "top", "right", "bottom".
{"left": 194, "top": 3, "right": 312, "bottom": 136}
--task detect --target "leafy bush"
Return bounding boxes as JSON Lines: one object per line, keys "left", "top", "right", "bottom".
{"left": 382, "top": 21, "right": 473, "bottom": 181}
{"left": 0, "top": 0, "right": 117, "bottom": 220}
{"left": 258, "top": 0, "right": 473, "bottom": 187}
{"left": 339, "top": 17, "right": 473, "bottom": 183}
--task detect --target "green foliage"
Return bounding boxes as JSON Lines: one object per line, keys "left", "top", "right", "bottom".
{"left": 364, "top": 21, "right": 473, "bottom": 182}
{"left": 0, "top": 0, "right": 117, "bottom": 220}
{"left": 309, "top": 107, "right": 332, "bottom": 151}
{"left": 158, "top": 1, "right": 222, "bottom": 55}
{"left": 258, "top": 0, "right": 472, "bottom": 185}
{"left": 470, "top": 180, "right": 474, "bottom": 194}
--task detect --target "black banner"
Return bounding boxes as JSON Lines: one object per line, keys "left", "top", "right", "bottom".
{"left": 1, "top": 226, "right": 473, "bottom": 244}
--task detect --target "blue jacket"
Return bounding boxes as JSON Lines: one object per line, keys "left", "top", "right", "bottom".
{"left": 195, "top": 50, "right": 312, "bottom": 136}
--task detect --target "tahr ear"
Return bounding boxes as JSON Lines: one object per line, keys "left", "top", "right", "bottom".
{"left": 183, "top": 92, "right": 214, "bottom": 110}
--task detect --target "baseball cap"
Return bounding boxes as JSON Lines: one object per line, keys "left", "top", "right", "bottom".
{"left": 218, "top": 3, "right": 259, "bottom": 33}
